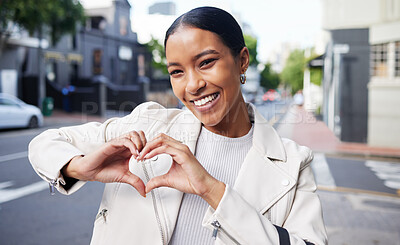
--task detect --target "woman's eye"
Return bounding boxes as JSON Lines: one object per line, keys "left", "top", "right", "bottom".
{"left": 200, "top": 58, "right": 216, "bottom": 68}
{"left": 169, "top": 70, "right": 183, "bottom": 76}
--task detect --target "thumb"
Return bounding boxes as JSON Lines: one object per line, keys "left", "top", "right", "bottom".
{"left": 121, "top": 172, "right": 146, "bottom": 198}
{"left": 146, "top": 174, "right": 170, "bottom": 194}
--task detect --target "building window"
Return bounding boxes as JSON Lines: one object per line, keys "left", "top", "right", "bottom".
{"left": 120, "top": 61, "right": 128, "bottom": 85}
{"left": 370, "top": 43, "right": 388, "bottom": 77}
{"left": 395, "top": 41, "right": 400, "bottom": 77}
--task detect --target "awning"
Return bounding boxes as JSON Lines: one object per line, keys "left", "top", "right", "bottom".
{"left": 308, "top": 54, "right": 324, "bottom": 68}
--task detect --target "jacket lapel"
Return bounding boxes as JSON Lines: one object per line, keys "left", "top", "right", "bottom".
{"left": 153, "top": 110, "right": 202, "bottom": 242}
{"left": 155, "top": 104, "right": 295, "bottom": 241}
{"left": 233, "top": 104, "right": 295, "bottom": 214}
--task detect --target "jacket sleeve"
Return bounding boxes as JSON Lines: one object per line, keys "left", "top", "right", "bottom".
{"left": 28, "top": 101, "right": 168, "bottom": 195}
{"left": 201, "top": 152, "right": 328, "bottom": 245}
{"left": 28, "top": 118, "right": 119, "bottom": 195}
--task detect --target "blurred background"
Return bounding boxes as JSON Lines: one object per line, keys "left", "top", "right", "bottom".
{"left": 0, "top": 0, "right": 399, "bottom": 244}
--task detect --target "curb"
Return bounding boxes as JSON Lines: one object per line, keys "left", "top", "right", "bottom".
{"left": 323, "top": 151, "right": 400, "bottom": 163}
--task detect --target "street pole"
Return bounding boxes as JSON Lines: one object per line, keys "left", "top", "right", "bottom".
{"left": 37, "top": 27, "right": 45, "bottom": 110}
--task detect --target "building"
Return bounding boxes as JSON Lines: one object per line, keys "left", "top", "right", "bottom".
{"left": 320, "top": 0, "right": 400, "bottom": 147}
{"left": 0, "top": 0, "right": 149, "bottom": 115}
{"left": 149, "top": 2, "right": 176, "bottom": 15}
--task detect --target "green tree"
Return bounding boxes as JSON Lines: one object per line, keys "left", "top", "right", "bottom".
{"left": 144, "top": 37, "right": 168, "bottom": 76}
{"left": 281, "top": 49, "right": 305, "bottom": 94}
{"left": 244, "top": 34, "right": 258, "bottom": 66}
{"left": 0, "top": 0, "right": 85, "bottom": 45}
{"left": 305, "top": 50, "right": 323, "bottom": 86}
{"left": 260, "top": 63, "right": 280, "bottom": 90}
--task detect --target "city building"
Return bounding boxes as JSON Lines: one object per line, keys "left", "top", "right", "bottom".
{"left": 0, "top": 0, "right": 149, "bottom": 115}
{"left": 149, "top": 2, "right": 176, "bottom": 15}
{"left": 320, "top": 0, "right": 400, "bottom": 147}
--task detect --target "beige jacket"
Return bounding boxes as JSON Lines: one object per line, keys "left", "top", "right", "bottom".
{"left": 29, "top": 102, "right": 328, "bottom": 245}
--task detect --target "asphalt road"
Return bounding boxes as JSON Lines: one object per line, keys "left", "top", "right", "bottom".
{"left": 1, "top": 102, "right": 399, "bottom": 245}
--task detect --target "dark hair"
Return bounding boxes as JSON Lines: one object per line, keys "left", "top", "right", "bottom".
{"left": 164, "top": 6, "right": 245, "bottom": 57}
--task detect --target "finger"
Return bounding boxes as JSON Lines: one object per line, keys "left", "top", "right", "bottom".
{"left": 108, "top": 138, "right": 137, "bottom": 157}
{"left": 137, "top": 130, "right": 147, "bottom": 152}
{"left": 138, "top": 133, "right": 185, "bottom": 160}
{"left": 142, "top": 143, "right": 188, "bottom": 165}
{"left": 121, "top": 172, "right": 147, "bottom": 197}
{"left": 146, "top": 174, "right": 170, "bottom": 193}
{"left": 127, "top": 132, "right": 144, "bottom": 153}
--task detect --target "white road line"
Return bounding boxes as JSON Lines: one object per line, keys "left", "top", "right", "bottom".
{"left": 0, "top": 151, "right": 28, "bottom": 163}
{"left": 366, "top": 160, "right": 400, "bottom": 190}
{"left": 311, "top": 153, "right": 337, "bottom": 188}
{"left": 0, "top": 181, "right": 48, "bottom": 204}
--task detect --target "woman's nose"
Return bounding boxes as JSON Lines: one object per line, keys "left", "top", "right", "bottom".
{"left": 185, "top": 72, "right": 206, "bottom": 94}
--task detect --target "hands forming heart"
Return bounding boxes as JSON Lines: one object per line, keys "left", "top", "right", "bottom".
{"left": 62, "top": 131, "right": 225, "bottom": 209}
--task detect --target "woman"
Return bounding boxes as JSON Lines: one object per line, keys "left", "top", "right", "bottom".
{"left": 29, "top": 7, "right": 327, "bottom": 245}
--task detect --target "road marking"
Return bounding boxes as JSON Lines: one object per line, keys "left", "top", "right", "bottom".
{"left": 0, "top": 151, "right": 28, "bottom": 163}
{"left": 311, "top": 153, "right": 337, "bottom": 188}
{"left": 0, "top": 181, "right": 48, "bottom": 204}
{"left": 318, "top": 185, "right": 400, "bottom": 198}
{"left": 365, "top": 160, "right": 400, "bottom": 191}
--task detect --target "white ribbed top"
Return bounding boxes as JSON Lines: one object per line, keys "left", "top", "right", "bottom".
{"left": 169, "top": 125, "right": 254, "bottom": 245}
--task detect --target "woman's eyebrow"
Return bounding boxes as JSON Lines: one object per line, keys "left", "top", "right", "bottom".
{"left": 167, "top": 62, "right": 181, "bottom": 68}
{"left": 193, "top": 49, "right": 219, "bottom": 61}
{"left": 167, "top": 50, "right": 219, "bottom": 68}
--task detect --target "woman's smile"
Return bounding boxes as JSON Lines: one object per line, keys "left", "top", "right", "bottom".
{"left": 190, "top": 92, "right": 220, "bottom": 112}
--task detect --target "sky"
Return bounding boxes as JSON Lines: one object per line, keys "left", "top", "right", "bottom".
{"left": 81, "top": 0, "right": 322, "bottom": 63}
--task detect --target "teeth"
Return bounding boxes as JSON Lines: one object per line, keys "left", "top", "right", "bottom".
{"left": 194, "top": 93, "right": 217, "bottom": 106}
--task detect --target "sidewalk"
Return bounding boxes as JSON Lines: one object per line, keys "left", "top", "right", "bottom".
{"left": 276, "top": 105, "right": 400, "bottom": 160}
{"left": 276, "top": 105, "right": 400, "bottom": 245}
{"left": 43, "top": 110, "right": 121, "bottom": 127}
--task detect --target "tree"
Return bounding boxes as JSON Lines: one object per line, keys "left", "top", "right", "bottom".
{"left": 144, "top": 37, "right": 168, "bottom": 76}
{"left": 281, "top": 49, "right": 305, "bottom": 94}
{"left": 244, "top": 34, "right": 258, "bottom": 66}
{"left": 260, "top": 63, "right": 280, "bottom": 90}
{"left": 1, "top": 0, "right": 85, "bottom": 45}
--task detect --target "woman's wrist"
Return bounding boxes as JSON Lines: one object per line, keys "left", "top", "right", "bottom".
{"left": 61, "top": 155, "right": 83, "bottom": 180}
{"left": 201, "top": 179, "right": 226, "bottom": 210}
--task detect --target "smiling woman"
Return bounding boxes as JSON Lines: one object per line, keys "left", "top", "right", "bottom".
{"left": 28, "top": 6, "right": 327, "bottom": 245}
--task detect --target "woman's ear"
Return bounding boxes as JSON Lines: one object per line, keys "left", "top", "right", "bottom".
{"left": 239, "top": 47, "right": 250, "bottom": 73}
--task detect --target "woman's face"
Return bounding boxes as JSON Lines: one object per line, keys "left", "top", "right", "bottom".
{"left": 166, "top": 26, "right": 248, "bottom": 128}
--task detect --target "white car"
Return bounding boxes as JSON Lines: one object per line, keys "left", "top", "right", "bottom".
{"left": 0, "top": 93, "right": 43, "bottom": 129}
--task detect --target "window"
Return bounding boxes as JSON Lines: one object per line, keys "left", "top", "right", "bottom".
{"left": 370, "top": 43, "right": 388, "bottom": 77}
{"left": 395, "top": 41, "right": 400, "bottom": 77}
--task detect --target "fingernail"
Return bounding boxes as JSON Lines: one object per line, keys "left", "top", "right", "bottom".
{"left": 136, "top": 150, "right": 140, "bottom": 155}
{"left": 143, "top": 153, "right": 149, "bottom": 159}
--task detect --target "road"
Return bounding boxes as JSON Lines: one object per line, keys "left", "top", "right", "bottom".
{"left": 0, "top": 103, "right": 399, "bottom": 244}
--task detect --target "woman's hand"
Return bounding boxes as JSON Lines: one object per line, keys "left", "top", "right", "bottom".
{"left": 62, "top": 130, "right": 147, "bottom": 197}
{"left": 137, "top": 133, "right": 226, "bottom": 209}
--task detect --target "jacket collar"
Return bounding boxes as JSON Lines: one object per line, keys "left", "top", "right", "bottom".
{"left": 247, "top": 103, "right": 287, "bottom": 162}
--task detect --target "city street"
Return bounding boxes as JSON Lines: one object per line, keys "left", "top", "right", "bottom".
{"left": 0, "top": 103, "right": 399, "bottom": 244}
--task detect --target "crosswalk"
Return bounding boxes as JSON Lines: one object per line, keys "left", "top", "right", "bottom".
{"left": 311, "top": 153, "right": 400, "bottom": 196}
{"left": 365, "top": 160, "right": 400, "bottom": 190}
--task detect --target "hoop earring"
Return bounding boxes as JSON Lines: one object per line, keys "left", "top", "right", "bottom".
{"left": 240, "top": 73, "right": 246, "bottom": 84}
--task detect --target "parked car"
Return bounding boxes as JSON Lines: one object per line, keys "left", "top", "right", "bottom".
{"left": 262, "top": 89, "right": 281, "bottom": 102}
{"left": 0, "top": 93, "right": 43, "bottom": 129}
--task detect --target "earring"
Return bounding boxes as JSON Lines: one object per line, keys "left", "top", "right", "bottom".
{"left": 240, "top": 73, "right": 246, "bottom": 84}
